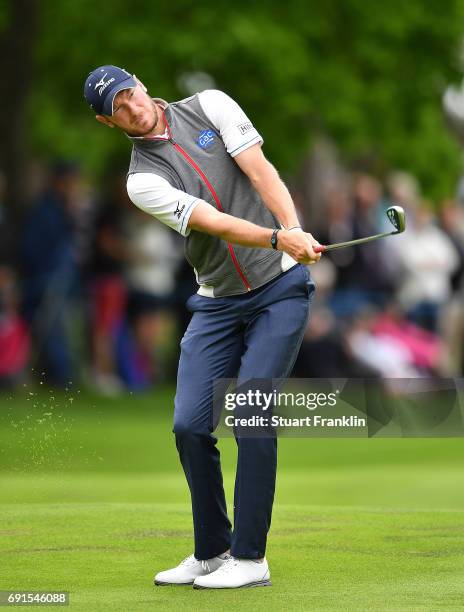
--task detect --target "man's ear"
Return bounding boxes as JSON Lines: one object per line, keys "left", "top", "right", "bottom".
{"left": 95, "top": 114, "right": 115, "bottom": 127}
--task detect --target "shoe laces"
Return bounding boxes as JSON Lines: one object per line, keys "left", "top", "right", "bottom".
{"left": 180, "top": 554, "right": 198, "bottom": 567}
{"left": 215, "top": 556, "right": 240, "bottom": 574}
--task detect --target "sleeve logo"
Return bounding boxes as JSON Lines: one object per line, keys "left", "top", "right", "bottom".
{"left": 237, "top": 122, "right": 253, "bottom": 135}
{"left": 174, "top": 202, "right": 185, "bottom": 219}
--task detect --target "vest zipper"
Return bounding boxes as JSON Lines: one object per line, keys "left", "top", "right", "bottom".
{"left": 162, "top": 114, "right": 252, "bottom": 292}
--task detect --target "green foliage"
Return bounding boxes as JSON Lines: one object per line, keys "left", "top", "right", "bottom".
{"left": 28, "top": 0, "right": 464, "bottom": 198}
{"left": 0, "top": 0, "right": 9, "bottom": 34}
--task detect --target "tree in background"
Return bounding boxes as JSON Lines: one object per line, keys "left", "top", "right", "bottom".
{"left": 1, "top": 0, "right": 464, "bottom": 221}
{"left": 0, "top": 0, "right": 38, "bottom": 248}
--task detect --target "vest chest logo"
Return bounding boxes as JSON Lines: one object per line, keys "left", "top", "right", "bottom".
{"left": 196, "top": 129, "right": 215, "bottom": 149}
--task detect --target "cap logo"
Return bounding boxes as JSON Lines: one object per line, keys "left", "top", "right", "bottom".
{"left": 94, "top": 72, "right": 115, "bottom": 96}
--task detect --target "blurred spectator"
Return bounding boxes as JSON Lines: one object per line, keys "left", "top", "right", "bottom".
{"left": 0, "top": 266, "right": 30, "bottom": 387}
{"left": 87, "top": 173, "right": 130, "bottom": 395}
{"left": 439, "top": 200, "right": 464, "bottom": 291}
{"left": 0, "top": 173, "right": 15, "bottom": 267}
{"left": 320, "top": 182, "right": 354, "bottom": 270}
{"left": 370, "top": 305, "right": 443, "bottom": 374}
{"left": 293, "top": 305, "right": 380, "bottom": 378}
{"left": 115, "top": 206, "right": 183, "bottom": 390}
{"left": 386, "top": 171, "right": 422, "bottom": 213}
{"left": 439, "top": 200, "right": 464, "bottom": 374}
{"left": 344, "top": 307, "right": 424, "bottom": 378}
{"left": 325, "top": 173, "right": 394, "bottom": 317}
{"left": 391, "top": 203, "right": 459, "bottom": 332}
{"left": 19, "top": 161, "right": 85, "bottom": 387}
{"left": 456, "top": 176, "right": 464, "bottom": 205}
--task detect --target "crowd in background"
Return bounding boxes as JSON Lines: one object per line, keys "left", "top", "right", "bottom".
{"left": 294, "top": 170, "right": 464, "bottom": 380}
{"left": 1, "top": 159, "right": 464, "bottom": 393}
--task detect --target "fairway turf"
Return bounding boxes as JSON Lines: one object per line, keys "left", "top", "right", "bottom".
{"left": 1, "top": 388, "right": 464, "bottom": 610}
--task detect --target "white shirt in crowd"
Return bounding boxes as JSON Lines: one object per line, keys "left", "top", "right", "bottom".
{"left": 394, "top": 221, "right": 460, "bottom": 307}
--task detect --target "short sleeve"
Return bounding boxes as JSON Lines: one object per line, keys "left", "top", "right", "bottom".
{"left": 198, "top": 89, "right": 263, "bottom": 157}
{"left": 126, "top": 173, "right": 202, "bottom": 237}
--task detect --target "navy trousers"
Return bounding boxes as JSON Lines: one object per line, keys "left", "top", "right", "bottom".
{"left": 173, "top": 263, "right": 315, "bottom": 560}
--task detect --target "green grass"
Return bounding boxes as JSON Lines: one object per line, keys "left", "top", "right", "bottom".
{"left": 1, "top": 387, "right": 464, "bottom": 610}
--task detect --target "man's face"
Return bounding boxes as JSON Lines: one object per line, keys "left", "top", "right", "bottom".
{"left": 97, "top": 82, "right": 159, "bottom": 137}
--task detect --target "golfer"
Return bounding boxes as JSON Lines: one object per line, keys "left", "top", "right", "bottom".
{"left": 84, "top": 65, "right": 320, "bottom": 589}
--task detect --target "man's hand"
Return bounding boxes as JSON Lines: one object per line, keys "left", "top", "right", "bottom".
{"left": 188, "top": 201, "right": 322, "bottom": 264}
{"left": 277, "top": 229, "right": 322, "bottom": 265}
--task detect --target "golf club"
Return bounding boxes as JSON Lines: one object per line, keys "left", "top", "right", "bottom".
{"left": 313, "top": 205, "right": 406, "bottom": 253}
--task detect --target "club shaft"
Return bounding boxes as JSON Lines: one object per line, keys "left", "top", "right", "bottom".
{"left": 314, "top": 231, "right": 396, "bottom": 253}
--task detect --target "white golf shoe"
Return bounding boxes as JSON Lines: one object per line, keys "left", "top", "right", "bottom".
{"left": 193, "top": 556, "right": 271, "bottom": 589}
{"left": 154, "top": 553, "right": 230, "bottom": 586}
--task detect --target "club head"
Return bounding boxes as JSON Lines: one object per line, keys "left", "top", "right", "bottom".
{"left": 386, "top": 205, "right": 406, "bottom": 234}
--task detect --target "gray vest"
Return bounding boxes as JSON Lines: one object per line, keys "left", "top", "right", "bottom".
{"left": 128, "top": 94, "right": 294, "bottom": 297}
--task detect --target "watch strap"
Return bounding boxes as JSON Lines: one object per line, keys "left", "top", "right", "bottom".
{"left": 271, "top": 228, "right": 280, "bottom": 249}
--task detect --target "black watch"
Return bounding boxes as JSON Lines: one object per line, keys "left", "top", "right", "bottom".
{"left": 271, "top": 228, "right": 280, "bottom": 249}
